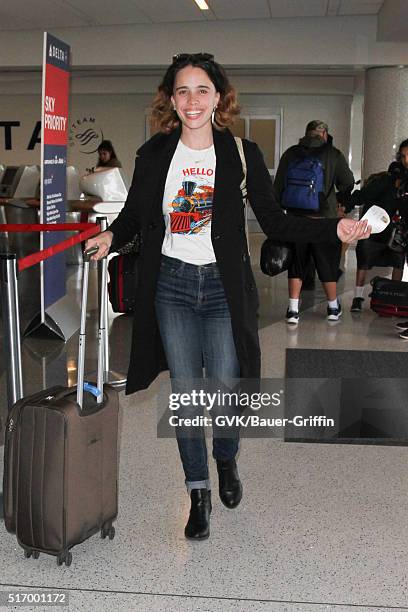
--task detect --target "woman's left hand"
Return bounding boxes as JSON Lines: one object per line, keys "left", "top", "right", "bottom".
{"left": 337, "top": 218, "right": 371, "bottom": 243}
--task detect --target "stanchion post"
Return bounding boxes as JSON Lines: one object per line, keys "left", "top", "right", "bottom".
{"left": 0, "top": 253, "right": 23, "bottom": 406}
{"left": 0, "top": 252, "right": 23, "bottom": 521}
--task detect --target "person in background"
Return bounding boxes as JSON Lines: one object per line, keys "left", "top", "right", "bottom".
{"left": 338, "top": 138, "right": 408, "bottom": 312}
{"left": 85, "top": 54, "right": 370, "bottom": 541}
{"left": 89, "top": 140, "right": 122, "bottom": 173}
{"left": 274, "top": 120, "right": 354, "bottom": 324}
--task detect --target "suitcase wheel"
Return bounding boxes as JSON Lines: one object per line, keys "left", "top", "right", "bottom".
{"left": 24, "top": 549, "right": 40, "bottom": 560}
{"left": 56, "top": 551, "right": 72, "bottom": 567}
{"left": 101, "top": 524, "right": 115, "bottom": 540}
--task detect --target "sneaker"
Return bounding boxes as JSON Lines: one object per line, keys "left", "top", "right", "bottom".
{"left": 327, "top": 301, "right": 342, "bottom": 321}
{"left": 395, "top": 320, "right": 408, "bottom": 331}
{"left": 286, "top": 308, "right": 299, "bottom": 325}
{"left": 399, "top": 329, "right": 408, "bottom": 340}
{"left": 350, "top": 297, "right": 364, "bottom": 312}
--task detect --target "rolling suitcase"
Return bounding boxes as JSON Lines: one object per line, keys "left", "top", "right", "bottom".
{"left": 369, "top": 276, "right": 408, "bottom": 317}
{"left": 3, "top": 248, "right": 119, "bottom": 566}
{"left": 107, "top": 253, "right": 137, "bottom": 313}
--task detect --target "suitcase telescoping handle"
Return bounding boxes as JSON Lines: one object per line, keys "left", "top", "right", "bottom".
{"left": 76, "top": 246, "right": 107, "bottom": 410}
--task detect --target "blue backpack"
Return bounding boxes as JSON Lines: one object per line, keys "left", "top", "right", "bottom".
{"left": 282, "top": 157, "right": 324, "bottom": 211}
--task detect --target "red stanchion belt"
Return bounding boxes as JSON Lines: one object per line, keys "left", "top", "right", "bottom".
{"left": 0, "top": 223, "right": 100, "bottom": 272}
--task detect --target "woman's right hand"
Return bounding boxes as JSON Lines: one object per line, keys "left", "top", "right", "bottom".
{"left": 85, "top": 230, "right": 113, "bottom": 260}
{"left": 337, "top": 219, "right": 371, "bottom": 243}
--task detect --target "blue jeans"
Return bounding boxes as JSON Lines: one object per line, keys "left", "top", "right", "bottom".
{"left": 155, "top": 255, "right": 240, "bottom": 491}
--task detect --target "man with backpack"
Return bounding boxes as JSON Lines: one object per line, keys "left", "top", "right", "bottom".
{"left": 273, "top": 120, "right": 355, "bottom": 323}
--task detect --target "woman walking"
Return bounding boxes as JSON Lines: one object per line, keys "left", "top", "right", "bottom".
{"left": 86, "top": 53, "right": 370, "bottom": 540}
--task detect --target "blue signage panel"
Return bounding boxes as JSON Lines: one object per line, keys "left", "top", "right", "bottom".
{"left": 43, "top": 143, "right": 67, "bottom": 309}
{"left": 41, "top": 33, "right": 70, "bottom": 312}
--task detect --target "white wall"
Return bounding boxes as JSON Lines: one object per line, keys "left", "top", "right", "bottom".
{"left": 69, "top": 94, "right": 152, "bottom": 180}
{"left": 239, "top": 94, "right": 352, "bottom": 155}
{"left": 0, "top": 74, "right": 362, "bottom": 183}
{"left": 0, "top": 94, "right": 151, "bottom": 181}
{"left": 0, "top": 73, "right": 357, "bottom": 96}
{"left": 0, "top": 92, "right": 358, "bottom": 182}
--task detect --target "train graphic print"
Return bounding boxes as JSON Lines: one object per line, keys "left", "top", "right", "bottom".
{"left": 170, "top": 180, "right": 214, "bottom": 235}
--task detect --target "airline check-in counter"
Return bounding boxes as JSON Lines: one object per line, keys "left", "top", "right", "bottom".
{"left": 79, "top": 167, "right": 128, "bottom": 223}
{"left": 0, "top": 166, "right": 128, "bottom": 260}
{"left": 0, "top": 165, "right": 41, "bottom": 255}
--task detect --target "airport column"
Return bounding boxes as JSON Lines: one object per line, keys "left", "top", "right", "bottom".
{"left": 362, "top": 66, "right": 408, "bottom": 178}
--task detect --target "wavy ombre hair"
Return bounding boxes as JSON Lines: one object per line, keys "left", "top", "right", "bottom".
{"left": 151, "top": 53, "right": 240, "bottom": 134}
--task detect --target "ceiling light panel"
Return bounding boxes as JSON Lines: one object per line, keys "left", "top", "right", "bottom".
{"left": 64, "top": 0, "right": 151, "bottom": 25}
{"left": 267, "top": 0, "right": 328, "bottom": 18}
{"left": 210, "top": 0, "right": 270, "bottom": 20}
{"left": 132, "top": 0, "right": 207, "bottom": 22}
{"left": 0, "top": 7, "right": 37, "bottom": 30}
{"left": 0, "top": 0, "right": 91, "bottom": 29}
{"left": 338, "top": 0, "right": 384, "bottom": 16}
{"left": 194, "top": 0, "right": 210, "bottom": 9}
{"left": 327, "top": 0, "right": 342, "bottom": 16}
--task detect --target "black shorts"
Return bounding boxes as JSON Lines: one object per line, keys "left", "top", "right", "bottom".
{"left": 355, "top": 239, "right": 405, "bottom": 270}
{"left": 288, "top": 241, "right": 342, "bottom": 282}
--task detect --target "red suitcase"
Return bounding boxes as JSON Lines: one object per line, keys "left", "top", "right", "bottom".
{"left": 107, "top": 253, "right": 137, "bottom": 313}
{"left": 370, "top": 276, "right": 408, "bottom": 318}
{"left": 3, "top": 248, "right": 119, "bottom": 566}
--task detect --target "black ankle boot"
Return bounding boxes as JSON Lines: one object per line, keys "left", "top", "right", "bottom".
{"left": 184, "top": 489, "right": 212, "bottom": 540}
{"left": 216, "top": 458, "right": 243, "bottom": 509}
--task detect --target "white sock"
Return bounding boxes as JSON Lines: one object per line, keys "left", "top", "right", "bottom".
{"left": 354, "top": 286, "right": 364, "bottom": 298}
{"left": 328, "top": 299, "right": 338, "bottom": 309}
{"left": 289, "top": 298, "right": 299, "bottom": 312}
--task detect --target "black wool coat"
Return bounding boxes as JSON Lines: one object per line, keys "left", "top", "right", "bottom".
{"left": 109, "top": 127, "right": 340, "bottom": 394}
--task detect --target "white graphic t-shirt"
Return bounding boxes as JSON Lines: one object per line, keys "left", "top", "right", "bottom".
{"left": 161, "top": 140, "right": 216, "bottom": 265}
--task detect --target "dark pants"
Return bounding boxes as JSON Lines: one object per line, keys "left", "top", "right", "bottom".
{"left": 155, "top": 255, "right": 240, "bottom": 491}
{"left": 288, "top": 240, "right": 342, "bottom": 282}
{"left": 356, "top": 238, "right": 405, "bottom": 270}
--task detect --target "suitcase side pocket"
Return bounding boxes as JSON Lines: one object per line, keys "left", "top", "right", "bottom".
{"left": 16, "top": 406, "right": 66, "bottom": 552}
{"left": 3, "top": 401, "right": 24, "bottom": 533}
{"left": 3, "top": 386, "right": 66, "bottom": 535}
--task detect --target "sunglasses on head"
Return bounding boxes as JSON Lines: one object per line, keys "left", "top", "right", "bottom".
{"left": 172, "top": 53, "right": 214, "bottom": 64}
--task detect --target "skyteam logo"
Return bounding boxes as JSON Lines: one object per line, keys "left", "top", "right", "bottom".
{"left": 69, "top": 117, "right": 104, "bottom": 154}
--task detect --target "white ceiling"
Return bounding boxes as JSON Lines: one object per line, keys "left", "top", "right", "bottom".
{"left": 0, "top": 0, "right": 384, "bottom": 30}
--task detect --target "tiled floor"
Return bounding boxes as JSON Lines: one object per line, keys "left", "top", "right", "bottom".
{"left": 0, "top": 235, "right": 407, "bottom": 611}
